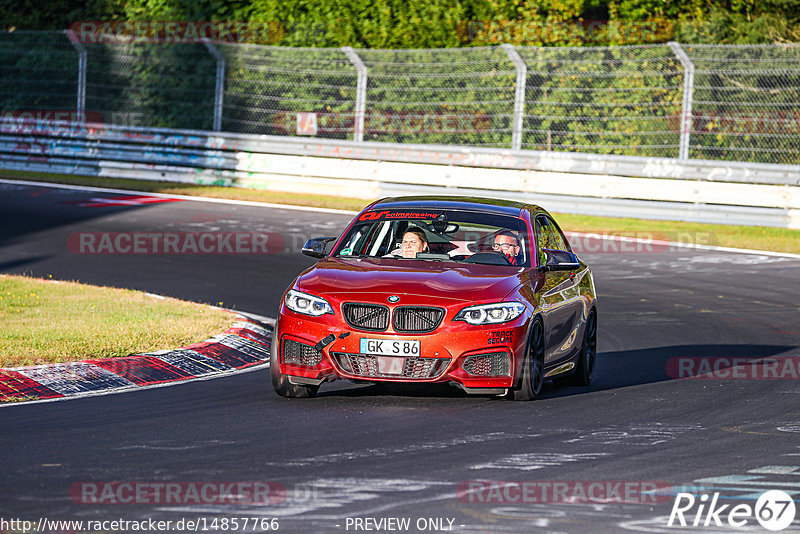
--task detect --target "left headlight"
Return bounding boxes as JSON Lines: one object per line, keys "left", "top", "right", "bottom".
{"left": 285, "top": 289, "right": 334, "bottom": 317}
{"left": 454, "top": 302, "right": 526, "bottom": 325}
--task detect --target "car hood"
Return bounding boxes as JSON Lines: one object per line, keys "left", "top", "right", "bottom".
{"left": 295, "top": 257, "right": 526, "bottom": 304}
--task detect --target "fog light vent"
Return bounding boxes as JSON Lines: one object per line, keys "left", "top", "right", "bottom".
{"left": 283, "top": 339, "right": 323, "bottom": 366}
{"left": 463, "top": 352, "right": 511, "bottom": 376}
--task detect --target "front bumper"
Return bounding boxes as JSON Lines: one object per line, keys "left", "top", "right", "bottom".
{"left": 275, "top": 306, "right": 530, "bottom": 391}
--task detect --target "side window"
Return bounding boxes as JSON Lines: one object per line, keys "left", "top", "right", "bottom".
{"left": 336, "top": 223, "right": 374, "bottom": 256}
{"left": 534, "top": 216, "right": 550, "bottom": 264}
{"left": 550, "top": 217, "right": 572, "bottom": 252}
{"left": 337, "top": 227, "right": 364, "bottom": 255}
{"left": 545, "top": 216, "right": 568, "bottom": 251}
{"left": 535, "top": 215, "right": 568, "bottom": 264}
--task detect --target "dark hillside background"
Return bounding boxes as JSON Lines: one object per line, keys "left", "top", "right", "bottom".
{"left": 2, "top": 0, "right": 799, "bottom": 46}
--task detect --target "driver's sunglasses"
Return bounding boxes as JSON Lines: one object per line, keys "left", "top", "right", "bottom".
{"left": 492, "top": 243, "right": 517, "bottom": 251}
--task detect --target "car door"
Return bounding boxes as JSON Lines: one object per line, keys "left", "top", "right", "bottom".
{"left": 535, "top": 214, "right": 583, "bottom": 365}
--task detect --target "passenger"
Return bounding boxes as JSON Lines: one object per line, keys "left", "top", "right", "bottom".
{"left": 493, "top": 230, "right": 522, "bottom": 265}
{"left": 401, "top": 228, "right": 429, "bottom": 258}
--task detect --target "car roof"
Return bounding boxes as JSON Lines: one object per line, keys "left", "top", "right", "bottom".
{"left": 368, "top": 196, "right": 542, "bottom": 217}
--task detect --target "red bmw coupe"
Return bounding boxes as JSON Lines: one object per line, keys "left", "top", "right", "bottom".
{"left": 271, "top": 196, "right": 597, "bottom": 400}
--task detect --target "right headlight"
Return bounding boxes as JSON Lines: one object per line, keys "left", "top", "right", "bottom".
{"left": 454, "top": 302, "right": 526, "bottom": 325}
{"left": 284, "top": 289, "right": 334, "bottom": 317}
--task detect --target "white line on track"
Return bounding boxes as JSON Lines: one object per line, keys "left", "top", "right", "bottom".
{"left": 0, "top": 178, "right": 357, "bottom": 215}
{"left": 567, "top": 231, "right": 800, "bottom": 260}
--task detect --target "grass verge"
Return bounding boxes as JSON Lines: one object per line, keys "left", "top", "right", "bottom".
{"left": 2, "top": 170, "right": 799, "bottom": 254}
{"left": 0, "top": 274, "right": 233, "bottom": 368}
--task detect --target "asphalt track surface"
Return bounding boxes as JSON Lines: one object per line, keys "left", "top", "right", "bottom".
{"left": 1, "top": 180, "right": 799, "bottom": 533}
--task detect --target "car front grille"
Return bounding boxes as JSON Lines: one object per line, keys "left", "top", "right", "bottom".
{"left": 392, "top": 306, "right": 445, "bottom": 333}
{"left": 332, "top": 353, "right": 449, "bottom": 379}
{"left": 282, "top": 339, "right": 323, "bottom": 366}
{"left": 342, "top": 303, "right": 445, "bottom": 333}
{"left": 342, "top": 303, "right": 390, "bottom": 331}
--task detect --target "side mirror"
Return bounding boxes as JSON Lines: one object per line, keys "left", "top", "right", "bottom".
{"left": 301, "top": 237, "right": 337, "bottom": 259}
{"left": 538, "top": 249, "right": 580, "bottom": 272}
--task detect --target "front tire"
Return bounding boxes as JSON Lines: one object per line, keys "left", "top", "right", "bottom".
{"left": 270, "top": 334, "right": 319, "bottom": 398}
{"left": 511, "top": 318, "right": 545, "bottom": 401}
{"left": 565, "top": 310, "right": 597, "bottom": 386}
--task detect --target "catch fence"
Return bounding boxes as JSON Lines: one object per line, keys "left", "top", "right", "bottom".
{"left": 0, "top": 31, "right": 798, "bottom": 164}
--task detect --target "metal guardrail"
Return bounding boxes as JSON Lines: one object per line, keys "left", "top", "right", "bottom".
{"left": 3, "top": 119, "right": 799, "bottom": 184}
{"left": 0, "top": 120, "right": 798, "bottom": 228}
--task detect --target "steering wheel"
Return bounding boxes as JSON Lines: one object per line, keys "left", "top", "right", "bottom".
{"left": 464, "top": 252, "right": 512, "bottom": 265}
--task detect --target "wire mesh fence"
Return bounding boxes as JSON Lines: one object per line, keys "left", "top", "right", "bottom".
{"left": 219, "top": 44, "right": 358, "bottom": 138}
{"left": 0, "top": 31, "right": 79, "bottom": 116}
{"left": 685, "top": 43, "right": 800, "bottom": 163}
{"left": 356, "top": 47, "right": 516, "bottom": 146}
{"left": 84, "top": 41, "right": 218, "bottom": 130}
{"left": 0, "top": 30, "right": 798, "bottom": 164}
{"left": 516, "top": 45, "right": 683, "bottom": 158}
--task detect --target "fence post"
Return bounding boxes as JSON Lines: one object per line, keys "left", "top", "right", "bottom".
{"left": 64, "top": 30, "right": 86, "bottom": 120}
{"left": 669, "top": 41, "right": 695, "bottom": 160}
{"left": 202, "top": 39, "right": 225, "bottom": 132}
{"left": 342, "top": 46, "right": 367, "bottom": 143}
{"left": 502, "top": 44, "right": 526, "bottom": 151}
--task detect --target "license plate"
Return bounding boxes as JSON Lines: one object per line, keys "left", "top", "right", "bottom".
{"left": 360, "top": 338, "right": 420, "bottom": 357}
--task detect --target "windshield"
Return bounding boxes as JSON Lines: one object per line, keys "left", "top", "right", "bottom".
{"left": 333, "top": 209, "right": 531, "bottom": 267}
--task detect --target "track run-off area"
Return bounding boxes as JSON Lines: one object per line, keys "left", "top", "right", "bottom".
{"left": 1, "top": 179, "right": 799, "bottom": 533}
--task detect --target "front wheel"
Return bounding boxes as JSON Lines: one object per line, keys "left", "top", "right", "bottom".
{"left": 510, "top": 318, "right": 545, "bottom": 401}
{"left": 565, "top": 310, "right": 597, "bottom": 386}
{"left": 270, "top": 336, "right": 319, "bottom": 398}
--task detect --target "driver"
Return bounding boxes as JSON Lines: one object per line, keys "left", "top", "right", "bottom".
{"left": 400, "top": 227, "right": 429, "bottom": 258}
{"left": 493, "top": 230, "right": 522, "bottom": 265}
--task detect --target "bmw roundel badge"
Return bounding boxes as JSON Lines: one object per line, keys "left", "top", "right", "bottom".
{"left": 388, "top": 295, "right": 400, "bottom": 303}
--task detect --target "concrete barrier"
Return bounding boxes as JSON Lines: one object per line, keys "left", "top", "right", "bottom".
{"left": 1, "top": 119, "right": 798, "bottom": 228}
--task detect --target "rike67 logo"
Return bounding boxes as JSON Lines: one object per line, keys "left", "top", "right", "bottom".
{"left": 668, "top": 490, "right": 796, "bottom": 531}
